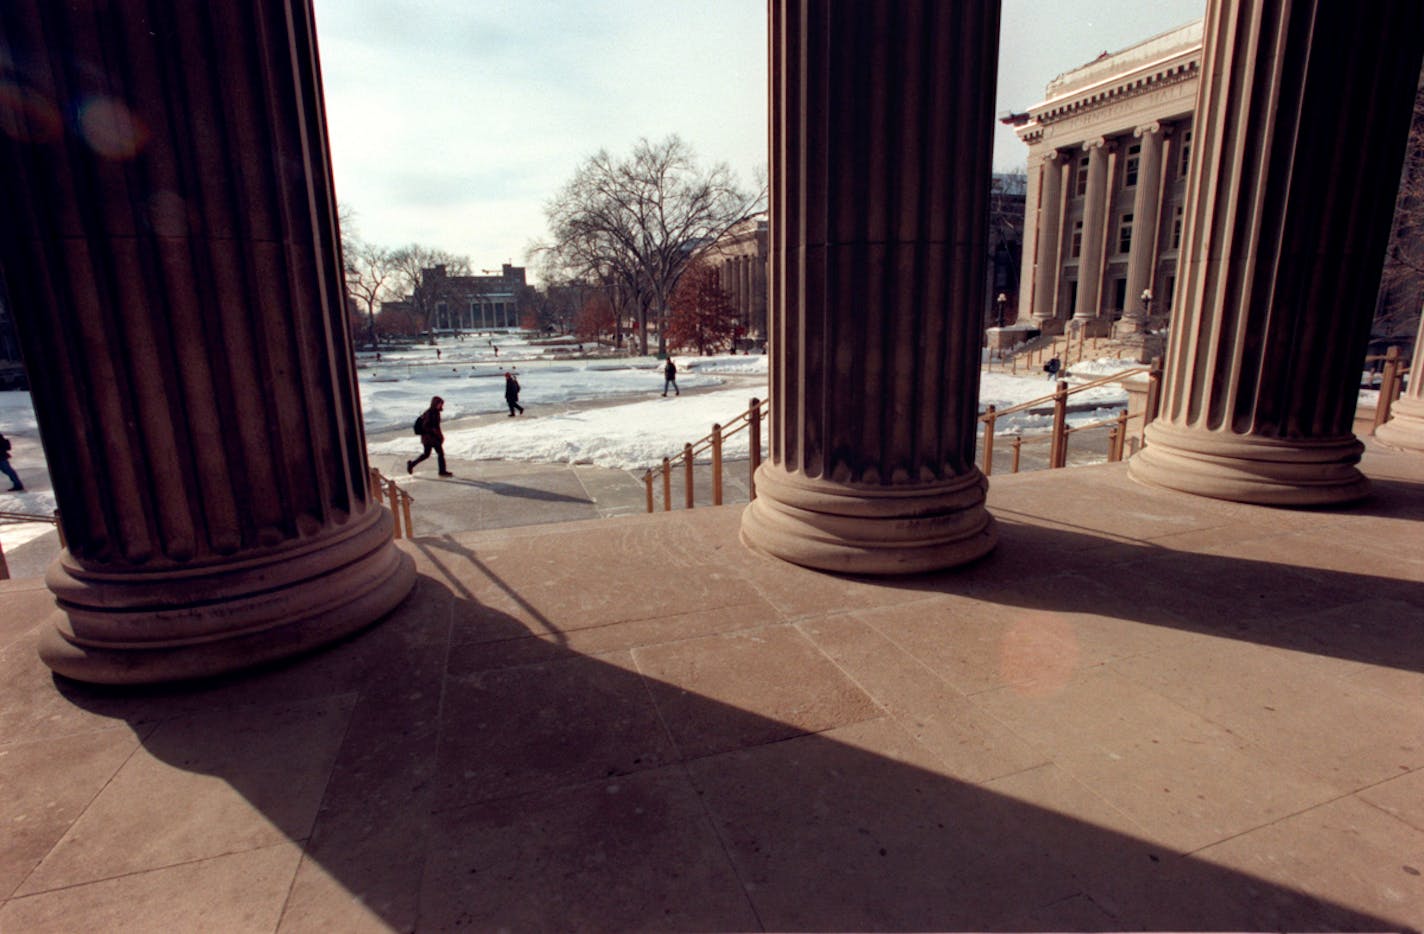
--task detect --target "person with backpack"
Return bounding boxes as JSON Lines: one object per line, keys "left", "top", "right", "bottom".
{"left": 504, "top": 371, "right": 524, "bottom": 416}
{"left": 0, "top": 432, "right": 22, "bottom": 491}
{"left": 1043, "top": 355, "right": 1062, "bottom": 381}
{"left": 407, "top": 395, "right": 452, "bottom": 477}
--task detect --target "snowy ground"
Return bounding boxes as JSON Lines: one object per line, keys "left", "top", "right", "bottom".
{"left": 0, "top": 329, "right": 1390, "bottom": 557}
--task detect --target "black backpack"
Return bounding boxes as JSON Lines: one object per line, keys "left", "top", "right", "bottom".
{"left": 413, "top": 413, "right": 427, "bottom": 436}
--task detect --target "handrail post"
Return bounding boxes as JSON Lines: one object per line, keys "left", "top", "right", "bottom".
{"left": 1050, "top": 379, "right": 1069, "bottom": 469}
{"left": 1011, "top": 354, "right": 1017, "bottom": 375}
{"left": 1374, "top": 345, "right": 1401, "bottom": 431}
{"left": 400, "top": 491, "right": 413, "bottom": 539}
{"left": 370, "top": 467, "right": 384, "bottom": 505}
{"left": 386, "top": 478, "right": 403, "bottom": 538}
{"left": 662, "top": 457, "right": 672, "bottom": 512}
{"left": 644, "top": 469, "right": 654, "bottom": 513}
{"left": 711, "top": 423, "right": 724, "bottom": 506}
{"left": 1107, "top": 424, "right": 1121, "bottom": 463}
{"left": 684, "top": 443, "right": 695, "bottom": 509}
{"left": 981, "top": 406, "right": 996, "bottom": 476}
{"left": 1010, "top": 435, "right": 1022, "bottom": 473}
{"left": 748, "top": 397, "right": 762, "bottom": 501}
{"left": 1144, "top": 356, "right": 1163, "bottom": 431}
{"left": 1115, "top": 409, "right": 1130, "bottom": 460}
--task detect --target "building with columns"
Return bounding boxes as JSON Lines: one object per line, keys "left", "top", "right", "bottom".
{"left": 704, "top": 215, "right": 769, "bottom": 349}
{"left": 1007, "top": 22, "right": 1202, "bottom": 337}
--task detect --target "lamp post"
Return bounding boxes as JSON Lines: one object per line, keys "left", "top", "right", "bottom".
{"left": 1141, "top": 288, "right": 1154, "bottom": 320}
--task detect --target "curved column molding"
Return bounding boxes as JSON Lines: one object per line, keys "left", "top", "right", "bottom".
{"left": 1073, "top": 138, "right": 1114, "bottom": 331}
{"left": 1374, "top": 313, "right": 1424, "bottom": 452}
{"left": 0, "top": 0, "right": 416, "bottom": 683}
{"left": 1130, "top": 0, "right": 1424, "bottom": 506}
{"left": 742, "top": 0, "right": 999, "bottom": 575}
{"left": 1030, "top": 150, "right": 1067, "bottom": 331}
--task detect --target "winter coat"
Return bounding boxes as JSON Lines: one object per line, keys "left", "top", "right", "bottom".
{"left": 421, "top": 406, "right": 443, "bottom": 444}
{"left": 504, "top": 376, "right": 521, "bottom": 402}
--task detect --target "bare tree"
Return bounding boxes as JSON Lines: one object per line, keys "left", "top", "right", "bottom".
{"left": 388, "top": 245, "right": 472, "bottom": 344}
{"left": 1378, "top": 75, "right": 1424, "bottom": 337}
{"left": 543, "top": 135, "right": 765, "bottom": 355}
{"left": 345, "top": 238, "right": 395, "bottom": 350}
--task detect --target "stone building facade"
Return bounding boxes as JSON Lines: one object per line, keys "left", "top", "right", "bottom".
{"left": 704, "top": 215, "right": 769, "bottom": 348}
{"left": 1007, "top": 21, "right": 1202, "bottom": 337}
{"left": 430, "top": 263, "right": 528, "bottom": 331}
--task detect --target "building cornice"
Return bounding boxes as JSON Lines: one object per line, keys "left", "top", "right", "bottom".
{"left": 1014, "top": 41, "right": 1201, "bottom": 148}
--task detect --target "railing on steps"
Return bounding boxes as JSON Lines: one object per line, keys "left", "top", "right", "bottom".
{"left": 988, "top": 331, "right": 1144, "bottom": 376}
{"left": 369, "top": 468, "right": 416, "bottom": 538}
{"left": 1368, "top": 347, "right": 1412, "bottom": 432}
{"left": 644, "top": 397, "right": 765, "bottom": 513}
{"left": 0, "top": 509, "right": 62, "bottom": 581}
{"left": 641, "top": 358, "right": 1168, "bottom": 514}
{"left": 979, "top": 357, "right": 1163, "bottom": 475}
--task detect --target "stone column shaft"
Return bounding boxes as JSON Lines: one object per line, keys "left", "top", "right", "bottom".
{"left": 1130, "top": 0, "right": 1424, "bottom": 505}
{"left": 1121, "top": 123, "right": 1167, "bottom": 329}
{"left": 0, "top": 0, "right": 415, "bottom": 682}
{"left": 1030, "top": 150, "right": 1066, "bottom": 330}
{"left": 1375, "top": 311, "right": 1424, "bottom": 451}
{"left": 1074, "top": 138, "right": 1113, "bottom": 328}
{"left": 741, "top": 0, "right": 998, "bottom": 574}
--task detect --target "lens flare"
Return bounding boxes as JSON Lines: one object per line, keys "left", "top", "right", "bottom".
{"left": 999, "top": 609, "right": 1080, "bottom": 697}
{"left": 0, "top": 82, "right": 62, "bottom": 144}
{"left": 78, "top": 97, "right": 148, "bottom": 160}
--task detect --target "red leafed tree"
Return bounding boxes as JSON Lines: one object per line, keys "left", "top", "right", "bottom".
{"left": 574, "top": 292, "right": 616, "bottom": 342}
{"left": 665, "top": 260, "right": 739, "bottom": 355}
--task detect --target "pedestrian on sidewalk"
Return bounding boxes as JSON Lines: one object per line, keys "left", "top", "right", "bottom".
{"left": 505, "top": 371, "right": 524, "bottom": 416}
{"left": 0, "top": 432, "right": 23, "bottom": 491}
{"left": 408, "top": 395, "right": 453, "bottom": 477}
{"left": 1043, "top": 355, "right": 1061, "bottom": 381}
{"left": 663, "top": 357, "right": 679, "bottom": 396}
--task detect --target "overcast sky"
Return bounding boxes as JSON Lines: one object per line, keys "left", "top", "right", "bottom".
{"left": 314, "top": 0, "right": 1205, "bottom": 277}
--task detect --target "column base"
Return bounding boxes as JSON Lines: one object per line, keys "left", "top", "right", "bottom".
{"left": 38, "top": 508, "right": 417, "bottom": 685}
{"left": 1033, "top": 317, "right": 1066, "bottom": 336}
{"left": 1374, "top": 396, "right": 1424, "bottom": 452}
{"left": 739, "top": 466, "right": 997, "bottom": 575}
{"left": 1129, "top": 422, "right": 1370, "bottom": 506}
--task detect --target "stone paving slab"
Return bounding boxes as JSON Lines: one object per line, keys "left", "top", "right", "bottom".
{"left": 0, "top": 445, "right": 1421, "bottom": 931}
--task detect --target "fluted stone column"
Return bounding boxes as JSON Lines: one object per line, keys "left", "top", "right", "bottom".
{"left": 1130, "top": 0, "right": 1424, "bottom": 506}
{"left": 0, "top": 0, "right": 417, "bottom": 683}
{"left": 741, "top": 0, "right": 998, "bottom": 575}
{"left": 1375, "top": 311, "right": 1424, "bottom": 452}
{"left": 1030, "top": 150, "right": 1067, "bottom": 331}
{"left": 1073, "top": 138, "right": 1113, "bottom": 333}
{"left": 1117, "top": 123, "right": 1168, "bottom": 335}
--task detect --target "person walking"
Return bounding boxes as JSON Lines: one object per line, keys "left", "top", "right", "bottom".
{"left": 407, "top": 395, "right": 453, "bottom": 477}
{"left": 504, "top": 371, "right": 524, "bottom": 416}
{"left": 662, "top": 357, "right": 679, "bottom": 396}
{"left": 1043, "top": 355, "right": 1061, "bottom": 381}
{"left": 0, "top": 432, "right": 23, "bottom": 491}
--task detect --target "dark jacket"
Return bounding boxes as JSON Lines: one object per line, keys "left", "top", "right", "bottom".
{"left": 504, "top": 375, "right": 521, "bottom": 401}
{"left": 421, "top": 406, "right": 443, "bottom": 444}
{"left": 0, "top": 433, "right": 10, "bottom": 459}
{"left": 664, "top": 360, "right": 677, "bottom": 380}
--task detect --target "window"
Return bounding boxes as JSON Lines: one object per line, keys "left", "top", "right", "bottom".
{"left": 1076, "top": 157, "right": 1089, "bottom": 197}
{"left": 1124, "top": 143, "right": 1141, "bottom": 187}
{"left": 1071, "top": 221, "right": 1084, "bottom": 258}
{"left": 1113, "top": 278, "right": 1127, "bottom": 311}
{"left": 1172, "top": 205, "right": 1184, "bottom": 249}
{"left": 1118, "top": 213, "right": 1134, "bottom": 254}
{"left": 1179, "top": 129, "right": 1193, "bottom": 178}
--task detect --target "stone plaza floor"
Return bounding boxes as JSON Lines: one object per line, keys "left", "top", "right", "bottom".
{"left": 0, "top": 445, "right": 1421, "bottom": 931}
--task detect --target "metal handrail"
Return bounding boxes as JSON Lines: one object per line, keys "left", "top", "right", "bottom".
{"left": 369, "top": 468, "right": 416, "bottom": 538}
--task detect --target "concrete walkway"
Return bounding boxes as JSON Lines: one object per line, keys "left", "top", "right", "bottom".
{"left": 1, "top": 442, "right": 1421, "bottom": 931}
